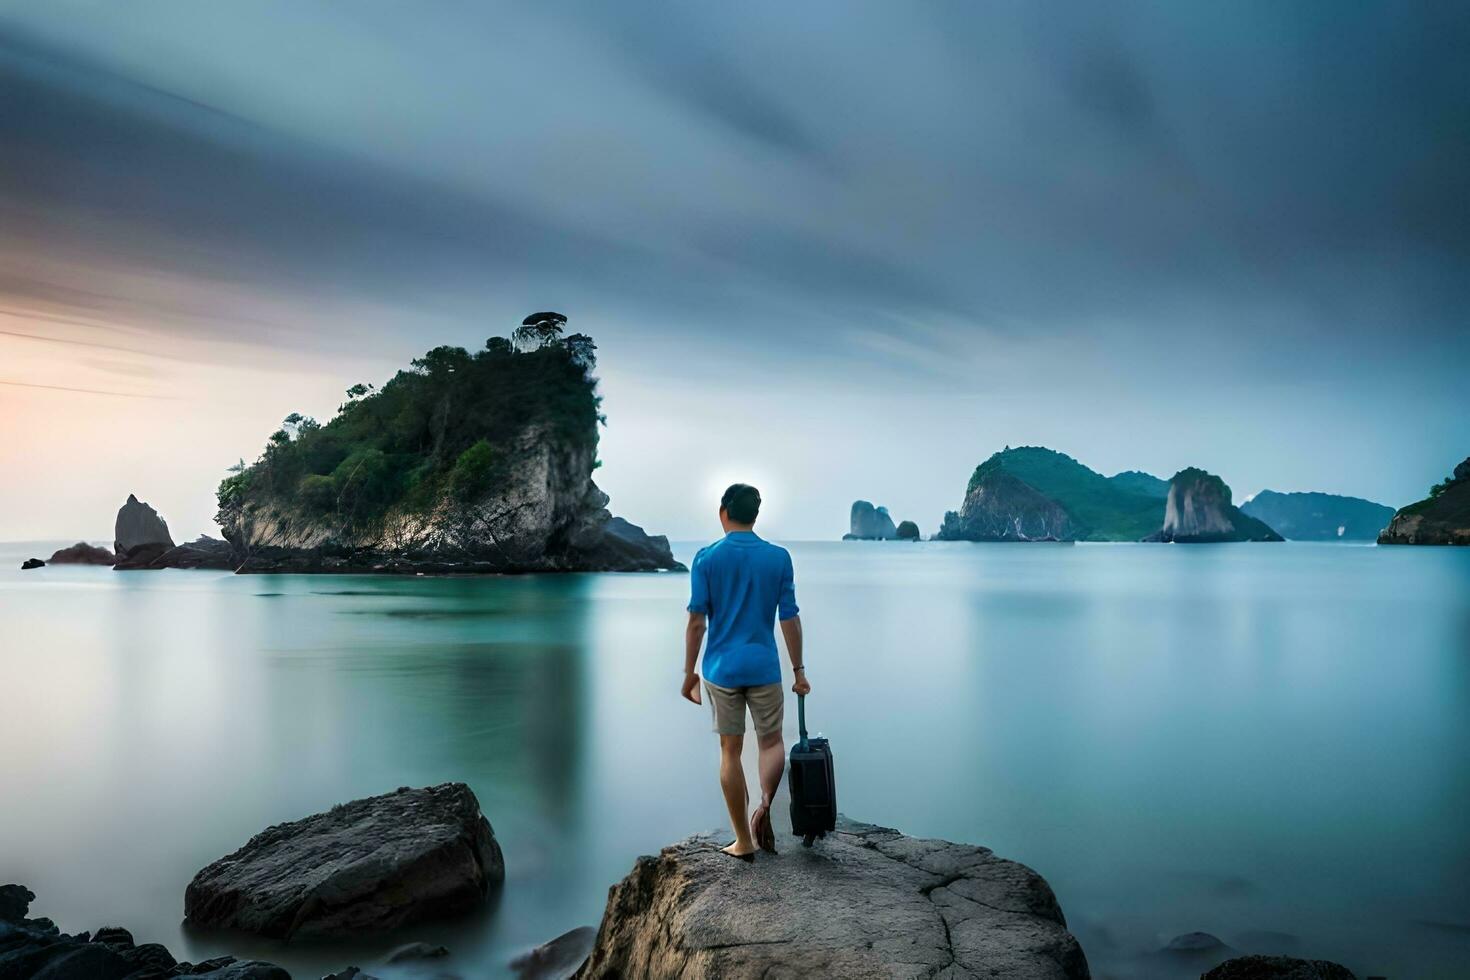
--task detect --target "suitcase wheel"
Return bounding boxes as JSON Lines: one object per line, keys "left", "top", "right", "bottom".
{"left": 802, "top": 833, "right": 816, "bottom": 848}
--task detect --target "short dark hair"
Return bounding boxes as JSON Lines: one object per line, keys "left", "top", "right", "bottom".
{"left": 721, "top": 483, "right": 761, "bottom": 524}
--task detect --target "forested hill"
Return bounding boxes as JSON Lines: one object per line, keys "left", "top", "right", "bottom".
{"left": 213, "top": 317, "right": 679, "bottom": 573}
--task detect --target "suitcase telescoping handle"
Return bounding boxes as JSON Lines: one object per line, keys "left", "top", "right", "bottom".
{"left": 797, "top": 693, "right": 809, "bottom": 751}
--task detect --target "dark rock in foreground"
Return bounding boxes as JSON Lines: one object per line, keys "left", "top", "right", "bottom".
{"left": 19, "top": 558, "right": 44, "bottom": 570}
{"left": 0, "top": 883, "right": 288, "bottom": 980}
{"left": 1202, "top": 954, "right": 1356, "bottom": 979}
{"left": 47, "top": 542, "right": 117, "bottom": 565}
{"left": 575, "top": 818, "right": 1089, "bottom": 979}
{"left": 512, "top": 926, "right": 597, "bottom": 980}
{"left": 1379, "top": 455, "right": 1470, "bottom": 545}
{"left": 1145, "top": 468, "right": 1282, "bottom": 543}
{"left": 113, "top": 494, "right": 176, "bottom": 569}
{"left": 185, "top": 783, "right": 503, "bottom": 938}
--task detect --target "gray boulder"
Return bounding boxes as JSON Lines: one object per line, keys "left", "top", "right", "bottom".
{"left": 575, "top": 818, "right": 1089, "bottom": 979}
{"left": 113, "top": 495, "right": 175, "bottom": 569}
{"left": 20, "top": 558, "right": 44, "bottom": 570}
{"left": 1202, "top": 955, "right": 1356, "bottom": 979}
{"left": 47, "top": 542, "right": 116, "bottom": 565}
{"left": 184, "top": 783, "right": 504, "bottom": 938}
{"left": 512, "top": 926, "right": 596, "bottom": 980}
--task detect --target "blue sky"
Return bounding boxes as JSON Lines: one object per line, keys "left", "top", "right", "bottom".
{"left": 0, "top": 2, "right": 1465, "bottom": 540}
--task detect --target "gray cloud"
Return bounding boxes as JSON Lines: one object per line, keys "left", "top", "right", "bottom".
{"left": 0, "top": 2, "right": 1465, "bottom": 517}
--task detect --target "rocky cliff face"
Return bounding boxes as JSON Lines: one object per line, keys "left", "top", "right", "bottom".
{"left": 575, "top": 818, "right": 1089, "bottom": 980}
{"left": 936, "top": 469, "right": 1076, "bottom": 541}
{"left": 1240, "top": 490, "right": 1395, "bottom": 540}
{"left": 843, "top": 500, "right": 898, "bottom": 540}
{"left": 219, "top": 424, "right": 678, "bottom": 573}
{"left": 1146, "top": 469, "right": 1282, "bottom": 543}
{"left": 113, "top": 494, "right": 175, "bottom": 569}
{"left": 1379, "top": 456, "right": 1470, "bottom": 545}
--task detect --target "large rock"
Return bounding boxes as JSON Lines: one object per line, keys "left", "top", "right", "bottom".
{"left": 19, "top": 558, "right": 44, "bottom": 570}
{"left": 575, "top": 818, "right": 1089, "bottom": 979}
{"left": 47, "top": 542, "right": 117, "bottom": 565}
{"left": 1145, "top": 468, "right": 1282, "bottom": 542}
{"left": 936, "top": 469, "right": 1076, "bottom": 542}
{"left": 844, "top": 501, "right": 898, "bottom": 540}
{"left": 113, "top": 494, "right": 175, "bottom": 569}
{"left": 184, "top": 783, "right": 504, "bottom": 938}
{"left": 895, "top": 519, "right": 921, "bottom": 540}
{"left": 151, "top": 535, "right": 236, "bottom": 570}
{"left": 1379, "top": 456, "right": 1470, "bottom": 545}
{"left": 1202, "top": 955, "right": 1356, "bottom": 979}
{"left": 0, "top": 884, "right": 289, "bottom": 980}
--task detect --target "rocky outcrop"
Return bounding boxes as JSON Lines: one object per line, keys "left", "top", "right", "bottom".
{"left": 895, "top": 519, "right": 920, "bottom": 540}
{"left": 1145, "top": 469, "right": 1282, "bottom": 543}
{"left": 1202, "top": 955, "right": 1356, "bottom": 979}
{"left": 843, "top": 500, "right": 898, "bottom": 540}
{"left": 575, "top": 818, "right": 1089, "bottom": 979}
{"left": 1379, "top": 456, "right": 1470, "bottom": 545}
{"left": 1240, "top": 491, "right": 1395, "bottom": 541}
{"left": 113, "top": 494, "right": 175, "bottom": 569}
{"left": 47, "top": 542, "right": 116, "bottom": 565}
{"left": 220, "top": 426, "right": 680, "bottom": 574}
{"left": 19, "top": 558, "right": 44, "bottom": 570}
{"left": 152, "top": 535, "right": 235, "bottom": 570}
{"left": 0, "top": 884, "right": 288, "bottom": 980}
{"left": 936, "top": 469, "right": 1076, "bottom": 541}
{"left": 184, "top": 783, "right": 503, "bottom": 939}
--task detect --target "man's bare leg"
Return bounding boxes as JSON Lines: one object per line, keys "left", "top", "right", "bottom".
{"left": 718, "top": 734, "right": 756, "bottom": 856}
{"left": 750, "top": 729, "right": 784, "bottom": 852}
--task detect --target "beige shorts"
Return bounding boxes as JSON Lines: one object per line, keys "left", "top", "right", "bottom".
{"left": 705, "top": 681, "right": 784, "bottom": 738}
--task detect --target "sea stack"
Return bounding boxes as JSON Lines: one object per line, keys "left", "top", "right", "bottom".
{"left": 843, "top": 500, "right": 898, "bottom": 540}
{"left": 113, "top": 494, "right": 176, "bottom": 569}
{"left": 1378, "top": 455, "right": 1470, "bottom": 545}
{"left": 1146, "top": 468, "right": 1282, "bottom": 542}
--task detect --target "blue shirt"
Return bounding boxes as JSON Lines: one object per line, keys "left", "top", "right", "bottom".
{"left": 687, "top": 531, "right": 799, "bottom": 688}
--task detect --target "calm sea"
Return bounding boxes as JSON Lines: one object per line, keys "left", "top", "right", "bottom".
{"left": 2, "top": 539, "right": 1467, "bottom": 978}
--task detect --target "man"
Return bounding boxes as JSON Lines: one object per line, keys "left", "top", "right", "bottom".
{"left": 682, "top": 483, "right": 808, "bottom": 861}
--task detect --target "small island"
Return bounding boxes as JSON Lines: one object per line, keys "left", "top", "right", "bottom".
{"left": 213, "top": 314, "right": 681, "bottom": 573}
{"left": 1240, "top": 490, "right": 1395, "bottom": 541}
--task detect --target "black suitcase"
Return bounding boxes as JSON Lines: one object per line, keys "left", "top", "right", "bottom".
{"left": 788, "top": 693, "right": 836, "bottom": 846}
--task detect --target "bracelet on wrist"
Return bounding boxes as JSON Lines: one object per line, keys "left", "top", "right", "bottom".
{"left": 794, "top": 665, "right": 805, "bottom": 673}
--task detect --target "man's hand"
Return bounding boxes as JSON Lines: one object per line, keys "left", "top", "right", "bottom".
{"left": 682, "top": 671, "right": 703, "bottom": 705}
{"left": 792, "top": 671, "right": 810, "bottom": 696}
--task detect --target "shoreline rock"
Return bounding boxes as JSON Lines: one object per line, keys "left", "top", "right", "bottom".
{"left": 0, "top": 884, "right": 289, "bottom": 979}
{"left": 1378, "top": 455, "right": 1469, "bottom": 545}
{"left": 20, "top": 558, "right": 45, "bottom": 570}
{"left": 575, "top": 818, "right": 1089, "bottom": 979}
{"left": 184, "top": 783, "right": 503, "bottom": 939}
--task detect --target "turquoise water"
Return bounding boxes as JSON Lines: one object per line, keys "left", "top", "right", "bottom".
{"left": 2, "top": 540, "right": 1467, "bottom": 978}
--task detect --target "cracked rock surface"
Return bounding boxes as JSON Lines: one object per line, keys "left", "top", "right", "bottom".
{"left": 576, "top": 817, "right": 1089, "bottom": 979}
{"left": 184, "top": 783, "right": 503, "bottom": 938}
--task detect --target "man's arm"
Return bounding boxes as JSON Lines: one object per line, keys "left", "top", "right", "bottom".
{"left": 682, "top": 611, "right": 706, "bottom": 704}
{"left": 781, "top": 615, "right": 809, "bottom": 695}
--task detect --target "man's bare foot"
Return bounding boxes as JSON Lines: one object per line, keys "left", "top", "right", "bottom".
{"left": 751, "top": 800, "right": 777, "bottom": 853}
{"left": 720, "top": 841, "right": 757, "bottom": 862}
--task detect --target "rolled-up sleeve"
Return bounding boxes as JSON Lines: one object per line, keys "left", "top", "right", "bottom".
{"left": 687, "top": 552, "right": 711, "bottom": 615}
{"left": 777, "top": 551, "right": 799, "bottom": 621}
